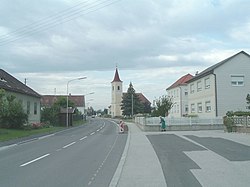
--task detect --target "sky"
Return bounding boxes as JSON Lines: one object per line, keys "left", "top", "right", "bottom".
{"left": 1, "top": 0, "right": 250, "bottom": 110}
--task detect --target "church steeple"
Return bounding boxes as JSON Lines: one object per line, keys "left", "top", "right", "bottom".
{"left": 111, "top": 68, "right": 122, "bottom": 83}
{"left": 111, "top": 67, "right": 123, "bottom": 117}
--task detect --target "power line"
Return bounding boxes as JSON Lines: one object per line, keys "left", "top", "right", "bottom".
{"left": 0, "top": 0, "right": 121, "bottom": 46}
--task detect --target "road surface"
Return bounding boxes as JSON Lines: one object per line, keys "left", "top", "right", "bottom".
{"left": 0, "top": 118, "right": 127, "bottom": 187}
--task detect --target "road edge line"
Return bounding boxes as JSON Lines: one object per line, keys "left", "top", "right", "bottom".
{"left": 109, "top": 122, "right": 131, "bottom": 187}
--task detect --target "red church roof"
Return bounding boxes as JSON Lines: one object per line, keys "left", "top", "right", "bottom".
{"left": 111, "top": 68, "right": 122, "bottom": 83}
{"left": 166, "top": 74, "right": 193, "bottom": 90}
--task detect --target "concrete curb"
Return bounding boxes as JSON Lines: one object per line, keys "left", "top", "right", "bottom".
{"left": 109, "top": 123, "right": 131, "bottom": 187}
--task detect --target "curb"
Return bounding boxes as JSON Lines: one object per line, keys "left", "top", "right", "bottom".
{"left": 109, "top": 123, "right": 131, "bottom": 187}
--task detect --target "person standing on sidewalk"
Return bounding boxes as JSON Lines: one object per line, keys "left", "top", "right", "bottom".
{"left": 160, "top": 116, "right": 166, "bottom": 131}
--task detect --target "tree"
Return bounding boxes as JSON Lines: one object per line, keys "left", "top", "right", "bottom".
{"left": 0, "top": 90, "right": 28, "bottom": 129}
{"left": 247, "top": 94, "right": 250, "bottom": 110}
{"left": 121, "top": 82, "right": 143, "bottom": 116}
{"left": 152, "top": 95, "right": 173, "bottom": 117}
{"left": 41, "top": 96, "right": 75, "bottom": 125}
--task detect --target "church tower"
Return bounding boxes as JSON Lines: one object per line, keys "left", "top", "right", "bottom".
{"left": 111, "top": 67, "right": 123, "bottom": 117}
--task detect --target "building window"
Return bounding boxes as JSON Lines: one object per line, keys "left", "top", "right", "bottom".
{"left": 197, "top": 81, "right": 202, "bottom": 92}
{"left": 205, "top": 101, "right": 211, "bottom": 112}
{"left": 205, "top": 77, "right": 210, "bottom": 89}
{"left": 231, "top": 75, "right": 244, "bottom": 86}
{"left": 34, "top": 102, "right": 37, "bottom": 115}
{"left": 190, "top": 84, "right": 194, "bottom": 94}
{"left": 185, "top": 105, "right": 188, "bottom": 113}
{"left": 27, "top": 101, "right": 30, "bottom": 114}
{"left": 177, "top": 104, "right": 179, "bottom": 113}
{"left": 185, "top": 91, "right": 188, "bottom": 96}
{"left": 112, "top": 86, "right": 114, "bottom": 91}
{"left": 197, "top": 102, "right": 202, "bottom": 113}
{"left": 191, "top": 104, "right": 195, "bottom": 113}
{"left": 117, "top": 86, "right": 120, "bottom": 90}
{"left": 177, "top": 89, "right": 179, "bottom": 98}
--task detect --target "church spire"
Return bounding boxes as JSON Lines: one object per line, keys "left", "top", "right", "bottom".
{"left": 111, "top": 67, "right": 122, "bottom": 83}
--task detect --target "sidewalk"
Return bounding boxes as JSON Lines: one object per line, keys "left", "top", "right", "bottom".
{"left": 110, "top": 122, "right": 167, "bottom": 187}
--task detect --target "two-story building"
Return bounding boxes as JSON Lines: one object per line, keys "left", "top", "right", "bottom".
{"left": 186, "top": 51, "right": 250, "bottom": 117}
{"left": 166, "top": 74, "right": 193, "bottom": 117}
{"left": 0, "top": 69, "right": 41, "bottom": 123}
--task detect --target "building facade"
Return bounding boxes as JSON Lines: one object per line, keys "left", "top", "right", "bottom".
{"left": 166, "top": 74, "right": 193, "bottom": 117}
{"left": 0, "top": 69, "right": 41, "bottom": 123}
{"left": 186, "top": 51, "right": 250, "bottom": 117}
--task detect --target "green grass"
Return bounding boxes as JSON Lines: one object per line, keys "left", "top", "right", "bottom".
{"left": 0, "top": 120, "right": 87, "bottom": 143}
{"left": 0, "top": 126, "right": 65, "bottom": 142}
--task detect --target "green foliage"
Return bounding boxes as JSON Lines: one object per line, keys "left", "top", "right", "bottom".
{"left": 223, "top": 116, "right": 234, "bottom": 132}
{"left": 152, "top": 95, "right": 173, "bottom": 117}
{"left": 247, "top": 94, "right": 250, "bottom": 110}
{"left": 0, "top": 90, "right": 28, "bottom": 129}
{"left": 41, "top": 96, "right": 78, "bottom": 126}
{"left": 121, "top": 82, "right": 143, "bottom": 116}
{"left": 226, "top": 111, "right": 250, "bottom": 117}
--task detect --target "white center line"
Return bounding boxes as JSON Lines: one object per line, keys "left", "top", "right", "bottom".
{"left": 20, "top": 153, "right": 50, "bottom": 167}
{"left": 80, "top": 136, "right": 87, "bottom": 141}
{"left": 63, "top": 142, "right": 76, "bottom": 149}
{"left": 90, "top": 132, "right": 95, "bottom": 135}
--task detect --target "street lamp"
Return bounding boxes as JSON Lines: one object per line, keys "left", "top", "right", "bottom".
{"left": 83, "top": 92, "right": 94, "bottom": 116}
{"left": 66, "top": 77, "right": 87, "bottom": 127}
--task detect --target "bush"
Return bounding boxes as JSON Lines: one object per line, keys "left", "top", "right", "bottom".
{"left": 223, "top": 116, "right": 234, "bottom": 132}
{"left": 226, "top": 111, "right": 250, "bottom": 117}
{"left": 0, "top": 92, "right": 28, "bottom": 129}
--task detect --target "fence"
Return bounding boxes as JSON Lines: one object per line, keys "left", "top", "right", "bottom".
{"left": 135, "top": 116, "right": 224, "bottom": 131}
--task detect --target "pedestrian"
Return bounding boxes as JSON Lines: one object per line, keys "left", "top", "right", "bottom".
{"left": 160, "top": 116, "right": 166, "bottom": 131}
{"left": 119, "top": 120, "right": 124, "bottom": 133}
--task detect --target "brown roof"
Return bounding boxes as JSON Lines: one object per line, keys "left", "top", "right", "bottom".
{"left": 123, "top": 92, "right": 151, "bottom": 105}
{"left": 111, "top": 68, "right": 122, "bottom": 83}
{"left": 41, "top": 95, "right": 85, "bottom": 107}
{"left": 0, "top": 69, "right": 41, "bottom": 98}
{"left": 166, "top": 73, "right": 193, "bottom": 90}
{"left": 136, "top": 93, "right": 151, "bottom": 105}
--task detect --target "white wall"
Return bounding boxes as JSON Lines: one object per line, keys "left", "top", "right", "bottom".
{"left": 6, "top": 91, "right": 41, "bottom": 123}
{"left": 215, "top": 53, "right": 250, "bottom": 116}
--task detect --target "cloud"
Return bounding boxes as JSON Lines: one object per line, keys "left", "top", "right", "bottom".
{"left": 1, "top": 0, "right": 250, "bottom": 109}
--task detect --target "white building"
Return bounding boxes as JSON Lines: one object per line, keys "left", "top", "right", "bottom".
{"left": 186, "top": 51, "right": 250, "bottom": 117}
{"left": 166, "top": 74, "right": 193, "bottom": 117}
{"left": 0, "top": 69, "right": 41, "bottom": 123}
{"left": 111, "top": 68, "right": 123, "bottom": 117}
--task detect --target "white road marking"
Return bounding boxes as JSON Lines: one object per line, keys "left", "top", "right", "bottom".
{"left": 20, "top": 153, "right": 50, "bottom": 167}
{"left": 62, "top": 142, "right": 76, "bottom": 149}
{"left": 38, "top": 134, "right": 55, "bottom": 140}
{"left": 80, "top": 136, "right": 88, "bottom": 141}
{"left": 90, "top": 132, "right": 95, "bottom": 136}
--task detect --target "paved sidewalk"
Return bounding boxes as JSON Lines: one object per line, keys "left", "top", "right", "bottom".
{"left": 110, "top": 122, "right": 167, "bottom": 187}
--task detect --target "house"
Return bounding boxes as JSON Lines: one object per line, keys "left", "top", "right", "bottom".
{"left": 166, "top": 74, "right": 193, "bottom": 117}
{"left": 0, "top": 69, "right": 41, "bottom": 123}
{"left": 41, "top": 95, "right": 85, "bottom": 114}
{"left": 186, "top": 51, "right": 250, "bottom": 117}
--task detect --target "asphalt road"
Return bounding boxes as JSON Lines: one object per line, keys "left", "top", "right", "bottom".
{"left": 0, "top": 118, "right": 127, "bottom": 187}
{"left": 147, "top": 132, "right": 250, "bottom": 187}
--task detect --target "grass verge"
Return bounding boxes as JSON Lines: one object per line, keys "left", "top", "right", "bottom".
{"left": 0, "top": 126, "right": 65, "bottom": 142}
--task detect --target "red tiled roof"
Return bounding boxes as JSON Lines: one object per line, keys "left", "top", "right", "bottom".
{"left": 122, "top": 92, "right": 151, "bottom": 105}
{"left": 41, "top": 95, "right": 85, "bottom": 107}
{"left": 111, "top": 68, "right": 122, "bottom": 83}
{"left": 166, "top": 74, "right": 193, "bottom": 90}
{"left": 136, "top": 93, "right": 151, "bottom": 105}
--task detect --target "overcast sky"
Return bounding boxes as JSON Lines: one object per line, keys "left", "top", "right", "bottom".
{"left": 1, "top": 0, "right": 250, "bottom": 110}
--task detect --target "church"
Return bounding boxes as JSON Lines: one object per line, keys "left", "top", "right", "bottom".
{"left": 110, "top": 67, "right": 151, "bottom": 118}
